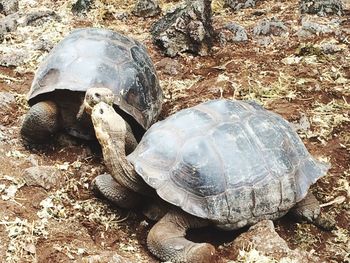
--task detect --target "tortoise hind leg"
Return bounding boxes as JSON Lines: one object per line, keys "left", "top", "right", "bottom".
{"left": 21, "top": 101, "right": 60, "bottom": 144}
{"left": 147, "top": 209, "right": 216, "bottom": 263}
{"left": 290, "top": 192, "right": 335, "bottom": 230}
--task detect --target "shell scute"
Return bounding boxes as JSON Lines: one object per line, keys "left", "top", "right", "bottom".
{"left": 171, "top": 137, "right": 226, "bottom": 197}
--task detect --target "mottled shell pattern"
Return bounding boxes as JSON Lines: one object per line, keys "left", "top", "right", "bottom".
{"left": 28, "top": 28, "right": 163, "bottom": 129}
{"left": 128, "top": 99, "right": 329, "bottom": 230}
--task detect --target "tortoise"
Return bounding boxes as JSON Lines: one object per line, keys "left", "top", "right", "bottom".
{"left": 20, "top": 27, "right": 163, "bottom": 147}
{"left": 83, "top": 90, "right": 333, "bottom": 263}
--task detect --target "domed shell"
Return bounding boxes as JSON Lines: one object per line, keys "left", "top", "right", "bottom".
{"left": 28, "top": 28, "right": 163, "bottom": 129}
{"left": 127, "top": 99, "right": 329, "bottom": 229}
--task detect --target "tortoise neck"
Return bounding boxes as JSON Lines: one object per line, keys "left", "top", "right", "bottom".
{"left": 97, "top": 116, "right": 152, "bottom": 195}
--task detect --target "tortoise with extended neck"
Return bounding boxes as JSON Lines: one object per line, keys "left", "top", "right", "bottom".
{"left": 84, "top": 89, "right": 333, "bottom": 263}
{"left": 21, "top": 28, "right": 163, "bottom": 147}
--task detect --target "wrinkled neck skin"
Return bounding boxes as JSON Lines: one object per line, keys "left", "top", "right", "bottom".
{"left": 92, "top": 109, "right": 152, "bottom": 196}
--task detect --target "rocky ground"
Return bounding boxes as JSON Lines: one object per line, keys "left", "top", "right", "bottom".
{"left": 0, "top": 0, "right": 349, "bottom": 262}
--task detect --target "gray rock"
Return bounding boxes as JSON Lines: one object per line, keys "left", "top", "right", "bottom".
{"left": 300, "top": 0, "right": 344, "bottom": 16}
{"left": 297, "top": 18, "right": 335, "bottom": 37}
{"left": 218, "top": 22, "right": 248, "bottom": 45}
{"left": 230, "top": 220, "right": 319, "bottom": 262}
{"left": 0, "top": 10, "right": 60, "bottom": 43}
{"left": 0, "top": 12, "right": 19, "bottom": 35}
{"left": 0, "top": 91, "right": 15, "bottom": 109}
{"left": 293, "top": 113, "right": 311, "bottom": 132}
{"left": 21, "top": 10, "right": 61, "bottom": 26}
{"left": 224, "top": 0, "right": 258, "bottom": 11}
{"left": 0, "top": 0, "right": 18, "bottom": 15}
{"left": 71, "top": 0, "right": 93, "bottom": 15}
{"left": 23, "top": 166, "right": 63, "bottom": 190}
{"left": 253, "top": 17, "right": 288, "bottom": 36}
{"left": 151, "top": 0, "right": 214, "bottom": 57}
{"left": 33, "top": 37, "right": 55, "bottom": 52}
{"left": 0, "top": 47, "right": 29, "bottom": 67}
{"left": 132, "top": 0, "right": 161, "bottom": 17}
{"left": 320, "top": 42, "right": 342, "bottom": 54}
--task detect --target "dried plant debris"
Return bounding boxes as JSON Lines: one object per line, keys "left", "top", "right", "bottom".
{"left": 1, "top": 217, "right": 48, "bottom": 263}
{"left": 242, "top": 72, "right": 298, "bottom": 105}
{"left": 36, "top": 166, "right": 128, "bottom": 231}
{"left": 326, "top": 227, "right": 350, "bottom": 262}
{"left": 0, "top": 174, "right": 25, "bottom": 201}
{"left": 305, "top": 100, "right": 350, "bottom": 143}
{"left": 300, "top": 0, "right": 344, "bottom": 16}
{"left": 293, "top": 223, "right": 320, "bottom": 250}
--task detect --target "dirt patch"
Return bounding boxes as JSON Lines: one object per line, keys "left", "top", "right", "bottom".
{"left": 0, "top": 0, "right": 349, "bottom": 262}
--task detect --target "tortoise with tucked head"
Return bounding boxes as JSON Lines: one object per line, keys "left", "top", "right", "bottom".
{"left": 21, "top": 28, "right": 163, "bottom": 147}
{"left": 84, "top": 89, "right": 332, "bottom": 263}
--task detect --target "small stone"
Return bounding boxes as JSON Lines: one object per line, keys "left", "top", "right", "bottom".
{"left": 26, "top": 154, "right": 39, "bottom": 166}
{"left": 0, "top": 46, "right": 30, "bottom": 67}
{"left": 224, "top": 0, "right": 258, "bottom": 11}
{"left": 0, "top": 92, "right": 15, "bottom": 109}
{"left": 0, "top": 0, "right": 19, "bottom": 15}
{"left": 253, "top": 17, "right": 288, "bottom": 36}
{"left": 0, "top": 130, "right": 5, "bottom": 141}
{"left": 81, "top": 251, "right": 134, "bottom": 263}
{"left": 33, "top": 38, "right": 55, "bottom": 52}
{"left": 229, "top": 220, "right": 319, "bottom": 262}
{"left": 300, "top": 0, "right": 344, "bottom": 16}
{"left": 113, "top": 11, "right": 128, "bottom": 21}
{"left": 293, "top": 113, "right": 311, "bottom": 132}
{"left": 132, "top": 0, "right": 161, "bottom": 18}
{"left": 151, "top": 0, "right": 214, "bottom": 57}
{"left": 71, "top": 0, "right": 93, "bottom": 15}
{"left": 218, "top": 22, "right": 248, "bottom": 45}
{"left": 23, "top": 165, "right": 63, "bottom": 190}
{"left": 0, "top": 12, "right": 19, "bottom": 35}
{"left": 155, "top": 57, "right": 183, "bottom": 76}
{"left": 320, "top": 42, "right": 342, "bottom": 54}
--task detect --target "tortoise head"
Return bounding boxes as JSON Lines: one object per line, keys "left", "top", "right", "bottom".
{"left": 91, "top": 101, "right": 126, "bottom": 144}
{"left": 77, "top": 87, "right": 115, "bottom": 120}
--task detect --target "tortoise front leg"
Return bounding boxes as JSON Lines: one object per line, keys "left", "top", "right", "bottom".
{"left": 147, "top": 209, "right": 216, "bottom": 263}
{"left": 290, "top": 191, "right": 335, "bottom": 230}
{"left": 92, "top": 173, "right": 141, "bottom": 208}
{"left": 21, "top": 101, "right": 60, "bottom": 144}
